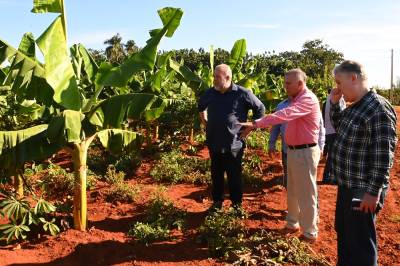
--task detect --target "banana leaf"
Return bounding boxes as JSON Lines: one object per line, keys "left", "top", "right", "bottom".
{"left": 36, "top": 15, "right": 81, "bottom": 110}
{"left": 97, "top": 7, "right": 183, "bottom": 87}
{"left": 0, "top": 38, "right": 54, "bottom": 106}
{"left": 0, "top": 125, "right": 61, "bottom": 174}
{"left": 47, "top": 110, "right": 84, "bottom": 144}
{"left": 228, "top": 39, "right": 247, "bottom": 74}
{"left": 97, "top": 129, "right": 143, "bottom": 155}
{"left": 89, "top": 93, "right": 159, "bottom": 129}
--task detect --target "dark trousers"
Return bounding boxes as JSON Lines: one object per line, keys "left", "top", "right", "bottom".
{"left": 323, "top": 133, "right": 337, "bottom": 183}
{"left": 335, "top": 186, "right": 386, "bottom": 266}
{"left": 210, "top": 148, "right": 244, "bottom": 205}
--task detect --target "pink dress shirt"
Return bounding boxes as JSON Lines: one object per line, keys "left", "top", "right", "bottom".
{"left": 255, "top": 88, "right": 321, "bottom": 146}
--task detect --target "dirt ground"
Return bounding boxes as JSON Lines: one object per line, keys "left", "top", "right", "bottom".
{"left": 1, "top": 107, "right": 399, "bottom": 266}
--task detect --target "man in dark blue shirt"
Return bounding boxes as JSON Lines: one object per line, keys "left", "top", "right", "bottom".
{"left": 198, "top": 64, "right": 265, "bottom": 212}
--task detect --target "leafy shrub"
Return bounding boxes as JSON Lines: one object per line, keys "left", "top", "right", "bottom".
{"left": 231, "top": 230, "right": 330, "bottom": 266}
{"left": 199, "top": 209, "right": 247, "bottom": 258}
{"left": 150, "top": 149, "right": 211, "bottom": 184}
{"left": 0, "top": 193, "right": 60, "bottom": 243}
{"left": 246, "top": 130, "right": 271, "bottom": 152}
{"left": 128, "top": 222, "right": 170, "bottom": 245}
{"left": 36, "top": 164, "right": 97, "bottom": 197}
{"left": 105, "top": 182, "right": 139, "bottom": 203}
{"left": 128, "top": 190, "right": 186, "bottom": 245}
{"left": 242, "top": 153, "right": 264, "bottom": 188}
{"left": 103, "top": 165, "right": 125, "bottom": 184}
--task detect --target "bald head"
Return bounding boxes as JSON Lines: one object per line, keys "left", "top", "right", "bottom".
{"left": 213, "top": 64, "right": 232, "bottom": 93}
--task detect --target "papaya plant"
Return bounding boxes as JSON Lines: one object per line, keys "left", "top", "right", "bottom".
{"left": 0, "top": 0, "right": 183, "bottom": 231}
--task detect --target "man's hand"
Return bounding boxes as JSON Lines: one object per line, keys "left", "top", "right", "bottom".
{"left": 355, "top": 193, "right": 379, "bottom": 213}
{"left": 330, "top": 87, "right": 343, "bottom": 104}
{"left": 238, "top": 122, "right": 256, "bottom": 139}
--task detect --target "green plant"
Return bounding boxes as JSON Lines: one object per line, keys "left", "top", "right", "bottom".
{"left": 150, "top": 149, "right": 187, "bottom": 183}
{"left": 104, "top": 165, "right": 126, "bottom": 184}
{"left": 105, "top": 182, "right": 139, "bottom": 203}
{"left": 36, "top": 164, "right": 97, "bottom": 197}
{"left": 128, "top": 222, "right": 170, "bottom": 245}
{"left": 150, "top": 149, "right": 211, "bottom": 184}
{"left": 128, "top": 190, "right": 186, "bottom": 245}
{"left": 199, "top": 209, "right": 247, "bottom": 258}
{"left": 231, "top": 230, "right": 330, "bottom": 265}
{"left": 0, "top": 193, "right": 60, "bottom": 243}
{"left": 242, "top": 153, "right": 264, "bottom": 188}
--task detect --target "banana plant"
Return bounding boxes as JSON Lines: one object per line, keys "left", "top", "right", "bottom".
{"left": 0, "top": 0, "right": 183, "bottom": 231}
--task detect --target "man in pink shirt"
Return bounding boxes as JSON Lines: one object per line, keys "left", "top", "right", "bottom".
{"left": 240, "top": 68, "right": 322, "bottom": 242}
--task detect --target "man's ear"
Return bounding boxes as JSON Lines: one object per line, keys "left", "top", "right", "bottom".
{"left": 351, "top": 73, "right": 358, "bottom": 82}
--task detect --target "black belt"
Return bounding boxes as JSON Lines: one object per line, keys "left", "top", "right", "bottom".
{"left": 288, "top": 143, "right": 317, "bottom": 150}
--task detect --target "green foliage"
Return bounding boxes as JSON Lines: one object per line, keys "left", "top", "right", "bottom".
{"left": 246, "top": 130, "right": 271, "bottom": 152}
{"left": 105, "top": 182, "right": 139, "bottom": 203}
{"left": 36, "top": 164, "right": 97, "bottom": 197}
{"left": 128, "top": 222, "right": 170, "bottom": 245}
{"left": 199, "top": 208, "right": 247, "bottom": 258}
{"left": 150, "top": 149, "right": 210, "bottom": 184}
{"left": 231, "top": 230, "right": 330, "bottom": 266}
{"left": 0, "top": 193, "right": 60, "bottom": 243}
{"left": 104, "top": 165, "right": 125, "bottom": 184}
{"left": 242, "top": 152, "right": 264, "bottom": 188}
{"left": 128, "top": 190, "right": 186, "bottom": 245}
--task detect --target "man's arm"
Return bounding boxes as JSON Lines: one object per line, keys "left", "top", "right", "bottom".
{"left": 199, "top": 111, "right": 207, "bottom": 127}
{"left": 358, "top": 110, "right": 397, "bottom": 213}
{"left": 318, "top": 117, "right": 325, "bottom": 151}
{"left": 268, "top": 124, "right": 281, "bottom": 152}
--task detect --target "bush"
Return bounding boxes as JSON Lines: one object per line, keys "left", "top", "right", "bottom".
{"left": 105, "top": 182, "right": 139, "bottom": 203}
{"left": 242, "top": 153, "right": 264, "bottom": 188}
{"left": 128, "top": 190, "right": 186, "bottom": 245}
{"left": 36, "top": 164, "right": 97, "bottom": 197}
{"left": 103, "top": 165, "right": 125, "bottom": 184}
{"left": 199, "top": 209, "right": 247, "bottom": 258}
{"left": 150, "top": 149, "right": 211, "bottom": 184}
{"left": 231, "top": 230, "right": 330, "bottom": 265}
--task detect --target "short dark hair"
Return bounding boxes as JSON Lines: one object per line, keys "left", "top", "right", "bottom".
{"left": 333, "top": 60, "right": 367, "bottom": 81}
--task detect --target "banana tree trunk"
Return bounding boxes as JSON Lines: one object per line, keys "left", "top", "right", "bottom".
{"left": 72, "top": 136, "right": 95, "bottom": 231}
{"left": 153, "top": 123, "right": 159, "bottom": 142}
{"left": 13, "top": 171, "right": 23, "bottom": 198}
{"left": 189, "top": 127, "right": 194, "bottom": 143}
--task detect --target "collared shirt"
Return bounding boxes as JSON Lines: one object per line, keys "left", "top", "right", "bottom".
{"left": 330, "top": 91, "right": 397, "bottom": 196}
{"left": 255, "top": 87, "right": 322, "bottom": 146}
{"left": 323, "top": 94, "right": 345, "bottom": 135}
{"left": 198, "top": 83, "right": 265, "bottom": 152}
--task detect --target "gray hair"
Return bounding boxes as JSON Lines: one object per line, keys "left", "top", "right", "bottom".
{"left": 333, "top": 60, "right": 368, "bottom": 81}
{"left": 285, "top": 68, "right": 307, "bottom": 82}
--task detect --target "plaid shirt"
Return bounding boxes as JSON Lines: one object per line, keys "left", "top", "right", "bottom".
{"left": 330, "top": 91, "right": 397, "bottom": 196}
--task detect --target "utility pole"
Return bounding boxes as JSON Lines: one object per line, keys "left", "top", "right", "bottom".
{"left": 390, "top": 49, "right": 394, "bottom": 102}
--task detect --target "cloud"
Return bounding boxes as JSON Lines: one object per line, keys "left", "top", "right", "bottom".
{"left": 232, "top": 24, "right": 280, "bottom": 29}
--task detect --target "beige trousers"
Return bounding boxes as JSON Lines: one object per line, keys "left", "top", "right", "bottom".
{"left": 286, "top": 145, "right": 320, "bottom": 238}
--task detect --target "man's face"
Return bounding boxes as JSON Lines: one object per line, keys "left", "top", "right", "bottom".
{"left": 284, "top": 73, "right": 302, "bottom": 97}
{"left": 213, "top": 70, "right": 230, "bottom": 92}
{"left": 334, "top": 72, "right": 358, "bottom": 102}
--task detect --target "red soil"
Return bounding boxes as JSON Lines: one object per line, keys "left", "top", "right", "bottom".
{"left": 1, "top": 108, "right": 400, "bottom": 266}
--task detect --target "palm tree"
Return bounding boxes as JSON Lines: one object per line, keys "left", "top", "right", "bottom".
{"left": 104, "top": 33, "right": 125, "bottom": 65}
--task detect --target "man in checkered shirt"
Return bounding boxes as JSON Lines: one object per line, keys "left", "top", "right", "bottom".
{"left": 330, "top": 60, "right": 397, "bottom": 266}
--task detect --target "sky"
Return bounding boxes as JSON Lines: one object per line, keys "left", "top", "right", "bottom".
{"left": 1, "top": 0, "right": 400, "bottom": 88}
